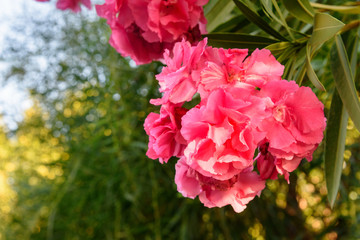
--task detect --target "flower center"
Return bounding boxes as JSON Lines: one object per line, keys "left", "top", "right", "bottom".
{"left": 273, "top": 105, "right": 286, "bottom": 123}
{"left": 197, "top": 173, "right": 238, "bottom": 191}
{"left": 228, "top": 72, "right": 245, "bottom": 83}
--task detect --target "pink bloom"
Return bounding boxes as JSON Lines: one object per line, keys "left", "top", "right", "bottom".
{"left": 199, "top": 48, "right": 284, "bottom": 99}
{"left": 242, "top": 49, "right": 284, "bottom": 87}
{"left": 56, "top": 0, "right": 91, "bottom": 12}
{"left": 175, "top": 158, "right": 265, "bottom": 213}
{"left": 144, "top": 103, "right": 188, "bottom": 163}
{"left": 181, "top": 88, "right": 266, "bottom": 180}
{"left": 96, "top": 0, "right": 208, "bottom": 65}
{"left": 256, "top": 80, "right": 326, "bottom": 179}
{"left": 152, "top": 38, "right": 207, "bottom": 105}
{"left": 147, "top": 0, "right": 207, "bottom": 42}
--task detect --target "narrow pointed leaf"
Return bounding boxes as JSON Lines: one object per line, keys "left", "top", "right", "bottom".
{"left": 325, "top": 89, "right": 349, "bottom": 208}
{"left": 305, "top": 43, "right": 325, "bottom": 91}
{"left": 326, "top": 30, "right": 359, "bottom": 208}
{"left": 311, "top": 2, "right": 360, "bottom": 14}
{"left": 213, "top": 16, "right": 248, "bottom": 33}
{"left": 205, "top": 0, "right": 235, "bottom": 32}
{"left": 330, "top": 34, "right": 360, "bottom": 131}
{"left": 296, "top": 64, "right": 307, "bottom": 85}
{"left": 309, "top": 13, "right": 345, "bottom": 51}
{"left": 206, "top": 33, "right": 278, "bottom": 50}
{"left": 265, "top": 41, "right": 292, "bottom": 55}
{"left": 261, "top": 0, "right": 282, "bottom": 24}
{"left": 282, "top": 0, "right": 314, "bottom": 24}
{"left": 349, "top": 31, "right": 359, "bottom": 73}
{"left": 233, "top": 0, "right": 288, "bottom": 41}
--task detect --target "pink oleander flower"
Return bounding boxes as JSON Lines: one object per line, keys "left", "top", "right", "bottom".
{"left": 152, "top": 38, "right": 207, "bottom": 105}
{"left": 175, "top": 158, "right": 265, "bottom": 213}
{"left": 144, "top": 103, "right": 188, "bottom": 163}
{"left": 256, "top": 80, "right": 326, "bottom": 180}
{"left": 199, "top": 48, "right": 284, "bottom": 99}
{"left": 242, "top": 49, "right": 284, "bottom": 87}
{"left": 96, "top": 0, "right": 208, "bottom": 65}
{"left": 180, "top": 88, "right": 267, "bottom": 180}
{"left": 56, "top": 0, "right": 91, "bottom": 12}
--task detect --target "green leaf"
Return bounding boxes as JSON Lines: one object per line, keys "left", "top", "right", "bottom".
{"left": 232, "top": 0, "right": 288, "bottom": 41}
{"left": 261, "top": 0, "right": 282, "bottom": 24}
{"left": 305, "top": 43, "right": 325, "bottom": 91}
{"left": 324, "top": 28, "right": 358, "bottom": 207}
{"left": 311, "top": 2, "right": 360, "bottom": 14}
{"left": 282, "top": 0, "right": 314, "bottom": 24}
{"left": 275, "top": 44, "right": 298, "bottom": 63}
{"left": 330, "top": 34, "right": 360, "bottom": 132}
{"left": 349, "top": 30, "right": 359, "bottom": 74}
{"left": 265, "top": 41, "right": 292, "bottom": 55}
{"left": 296, "top": 63, "right": 307, "bottom": 86}
{"left": 325, "top": 89, "right": 349, "bottom": 208}
{"left": 308, "top": 13, "right": 345, "bottom": 51}
{"left": 205, "top": 0, "right": 235, "bottom": 32}
{"left": 205, "top": 33, "right": 278, "bottom": 50}
{"left": 212, "top": 16, "right": 248, "bottom": 33}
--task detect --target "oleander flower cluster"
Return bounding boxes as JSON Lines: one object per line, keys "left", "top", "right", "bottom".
{"left": 96, "top": 0, "right": 208, "bottom": 65}
{"left": 144, "top": 38, "right": 326, "bottom": 213}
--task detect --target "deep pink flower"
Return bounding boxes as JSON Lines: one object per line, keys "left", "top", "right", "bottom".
{"left": 199, "top": 48, "right": 284, "bottom": 99}
{"left": 256, "top": 80, "right": 326, "bottom": 180}
{"left": 56, "top": 0, "right": 91, "bottom": 12}
{"left": 147, "top": 0, "right": 207, "bottom": 42}
{"left": 144, "top": 103, "right": 188, "bottom": 163}
{"left": 175, "top": 158, "right": 265, "bottom": 213}
{"left": 181, "top": 88, "right": 267, "bottom": 180}
{"left": 242, "top": 49, "right": 284, "bottom": 87}
{"left": 152, "top": 38, "right": 207, "bottom": 105}
{"left": 96, "top": 0, "right": 208, "bottom": 65}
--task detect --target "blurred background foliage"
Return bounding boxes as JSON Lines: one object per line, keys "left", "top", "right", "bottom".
{"left": 0, "top": 0, "right": 359, "bottom": 239}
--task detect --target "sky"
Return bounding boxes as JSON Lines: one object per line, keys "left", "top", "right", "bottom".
{"left": 0, "top": 0, "right": 53, "bottom": 130}
{"left": 0, "top": 0, "right": 103, "bottom": 131}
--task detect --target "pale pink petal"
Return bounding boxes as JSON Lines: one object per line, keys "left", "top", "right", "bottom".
{"left": 207, "top": 118, "right": 234, "bottom": 146}
{"left": 181, "top": 107, "right": 208, "bottom": 141}
{"left": 200, "top": 62, "right": 228, "bottom": 91}
{"left": 175, "top": 158, "right": 202, "bottom": 198}
{"left": 169, "top": 78, "right": 197, "bottom": 103}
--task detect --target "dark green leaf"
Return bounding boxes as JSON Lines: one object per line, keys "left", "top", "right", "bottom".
{"left": 309, "top": 13, "right": 345, "bottom": 52}
{"left": 205, "top": 33, "right": 278, "bottom": 50}
{"left": 325, "top": 89, "right": 349, "bottom": 208}
{"left": 305, "top": 43, "right": 325, "bottom": 91}
{"left": 265, "top": 41, "right": 292, "bottom": 55}
{"left": 205, "top": 0, "right": 235, "bottom": 32}
{"left": 261, "top": 0, "right": 282, "bottom": 24}
{"left": 232, "top": 0, "right": 288, "bottom": 41}
{"left": 330, "top": 34, "right": 360, "bottom": 131}
{"left": 282, "top": 0, "right": 314, "bottom": 24}
{"left": 212, "top": 16, "right": 248, "bottom": 33}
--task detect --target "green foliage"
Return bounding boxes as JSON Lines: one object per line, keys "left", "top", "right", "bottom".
{"left": 325, "top": 90, "right": 348, "bottom": 208}
{"left": 233, "top": 0, "right": 288, "bottom": 41}
{"left": 331, "top": 35, "right": 360, "bottom": 131}
{"left": 205, "top": 33, "right": 278, "bottom": 50}
{"left": 281, "top": 0, "right": 314, "bottom": 24}
{"left": 204, "top": 0, "right": 235, "bottom": 32}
